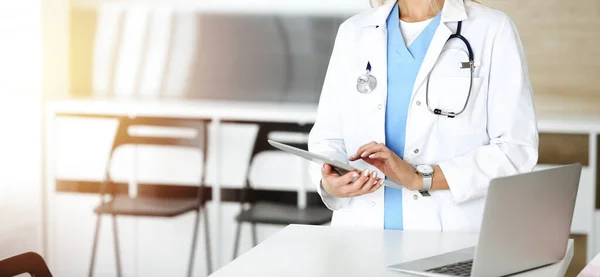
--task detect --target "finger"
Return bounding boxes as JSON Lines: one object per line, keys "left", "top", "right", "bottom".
{"left": 339, "top": 170, "right": 360, "bottom": 185}
{"left": 356, "top": 170, "right": 379, "bottom": 196}
{"left": 366, "top": 151, "right": 391, "bottom": 160}
{"left": 349, "top": 141, "right": 378, "bottom": 161}
{"left": 367, "top": 178, "right": 384, "bottom": 194}
{"left": 359, "top": 144, "right": 387, "bottom": 160}
{"left": 361, "top": 156, "right": 378, "bottom": 166}
{"left": 321, "top": 163, "right": 339, "bottom": 177}
{"left": 356, "top": 142, "right": 380, "bottom": 158}
{"left": 324, "top": 170, "right": 359, "bottom": 191}
{"left": 342, "top": 169, "right": 370, "bottom": 194}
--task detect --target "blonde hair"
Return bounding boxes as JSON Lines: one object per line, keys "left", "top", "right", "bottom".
{"left": 370, "top": 0, "right": 482, "bottom": 11}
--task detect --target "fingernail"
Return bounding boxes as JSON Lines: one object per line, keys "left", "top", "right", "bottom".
{"left": 352, "top": 172, "right": 359, "bottom": 178}
{"left": 368, "top": 154, "right": 375, "bottom": 159}
{"left": 379, "top": 179, "right": 384, "bottom": 185}
{"left": 363, "top": 169, "right": 370, "bottom": 176}
{"left": 360, "top": 151, "right": 367, "bottom": 158}
{"left": 371, "top": 171, "right": 377, "bottom": 178}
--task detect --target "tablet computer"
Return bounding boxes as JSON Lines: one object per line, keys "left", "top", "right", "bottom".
{"left": 268, "top": 140, "right": 404, "bottom": 190}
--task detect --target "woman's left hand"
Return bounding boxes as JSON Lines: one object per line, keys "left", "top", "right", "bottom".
{"left": 349, "top": 141, "right": 421, "bottom": 191}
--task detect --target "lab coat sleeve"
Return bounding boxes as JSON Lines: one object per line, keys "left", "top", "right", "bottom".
{"left": 438, "top": 17, "right": 539, "bottom": 204}
{"left": 308, "top": 22, "right": 352, "bottom": 210}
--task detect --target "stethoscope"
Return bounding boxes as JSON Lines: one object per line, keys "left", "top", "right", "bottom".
{"left": 356, "top": 21, "right": 474, "bottom": 119}
{"left": 356, "top": 62, "right": 378, "bottom": 94}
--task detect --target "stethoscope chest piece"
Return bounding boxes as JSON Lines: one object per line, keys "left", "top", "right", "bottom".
{"left": 357, "top": 62, "right": 377, "bottom": 94}
{"left": 356, "top": 71, "right": 377, "bottom": 94}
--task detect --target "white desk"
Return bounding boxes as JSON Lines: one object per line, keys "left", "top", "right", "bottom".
{"left": 210, "top": 224, "right": 574, "bottom": 277}
{"left": 47, "top": 98, "right": 317, "bottom": 123}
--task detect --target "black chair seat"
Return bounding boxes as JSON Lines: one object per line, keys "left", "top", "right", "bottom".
{"left": 235, "top": 202, "right": 332, "bottom": 225}
{"left": 95, "top": 195, "right": 200, "bottom": 217}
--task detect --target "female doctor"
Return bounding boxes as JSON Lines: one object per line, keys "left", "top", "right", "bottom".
{"left": 308, "top": 0, "right": 538, "bottom": 231}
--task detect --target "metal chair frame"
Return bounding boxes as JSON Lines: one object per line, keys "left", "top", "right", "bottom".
{"left": 231, "top": 122, "right": 316, "bottom": 259}
{"left": 88, "top": 116, "right": 212, "bottom": 277}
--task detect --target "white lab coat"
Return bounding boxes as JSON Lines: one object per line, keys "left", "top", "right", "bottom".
{"left": 308, "top": 0, "right": 538, "bottom": 231}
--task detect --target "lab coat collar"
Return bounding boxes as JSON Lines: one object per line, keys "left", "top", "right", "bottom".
{"left": 359, "top": 0, "right": 468, "bottom": 27}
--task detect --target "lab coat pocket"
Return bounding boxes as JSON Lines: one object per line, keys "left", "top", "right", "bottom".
{"left": 342, "top": 68, "right": 382, "bottom": 128}
{"left": 429, "top": 76, "right": 485, "bottom": 134}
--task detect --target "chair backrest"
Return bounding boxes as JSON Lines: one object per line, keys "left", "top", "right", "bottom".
{"left": 100, "top": 117, "right": 209, "bottom": 198}
{"left": 242, "top": 122, "right": 312, "bottom": 202}
{"left": 248, "top": 123, "right": 312, "bottom": 160}
{"left": 0, "top": 252, "right": 52, "bottom": 277}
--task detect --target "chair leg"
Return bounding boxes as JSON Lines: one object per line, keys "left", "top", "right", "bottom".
{"left": 202, "top": 206, "right": 213, "bottom": 275}
{"left": 251, "top": 223, "right": 258, "bottom": 247}
{"left": 187, "top": 210, "right": 201, "bottom": 277}
{"left": 232, "top": 220, "right": 242, "bottom": 260}
{"left": 88, "top": 214, "right": 102, "bottom": 277}
{"left": 111, "top": 215, "right": 122, "bottom": 277}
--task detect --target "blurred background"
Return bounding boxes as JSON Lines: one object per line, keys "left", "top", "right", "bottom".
{"left": 0, "top": 0, "right": 599, "bottom": 276}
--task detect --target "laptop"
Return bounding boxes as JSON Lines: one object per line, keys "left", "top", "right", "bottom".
{"left": 388, "top": 163, "right": 581, "bottom": 277}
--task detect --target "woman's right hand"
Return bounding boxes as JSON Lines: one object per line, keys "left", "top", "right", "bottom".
{"left": 320, "top": 163, "right": 383, "bottom": 198}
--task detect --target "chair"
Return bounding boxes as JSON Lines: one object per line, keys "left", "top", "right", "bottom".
{"left": 0, "top": 252, "right": 53, "bottom": 277}
{"left": 88, "top": 117, "right": 211, "bottom": 277}
{"left": 231, "top": 122, "right": 332, "bottom": 259}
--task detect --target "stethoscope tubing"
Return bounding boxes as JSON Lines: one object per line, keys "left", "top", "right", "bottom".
{"left": 425, "top": 21, "right": 475, "bottom": 118}
{"left": 356, "top": 21, "right": 475, "bottom": 119}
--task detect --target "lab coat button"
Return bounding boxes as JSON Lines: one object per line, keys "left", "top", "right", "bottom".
{"left": 370, "top": 201, "right": 376, "bottom": 207}
{"left": 414, "top": 148, "right": 420, "bottom": 154}
{"left": 377, "top": 104, "right": 383, "bottom": 110}
{"left": 413, "top": 195, "right": 418, "bottom": 200}
{"left": 416, "top": 100, "right": 421, "bottom": 106}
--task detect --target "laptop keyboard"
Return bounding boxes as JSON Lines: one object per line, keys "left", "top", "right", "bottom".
{"left": 425, "top": 260, "right": 473, "bottom": 276}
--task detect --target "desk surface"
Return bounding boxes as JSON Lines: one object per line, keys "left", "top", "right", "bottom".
{"left": 210, "top": 225, "right": 574, "bottom": 277}
{"left": 47, "top": 99, "right": 318, "bottom": 124}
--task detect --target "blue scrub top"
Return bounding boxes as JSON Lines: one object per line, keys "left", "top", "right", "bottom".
{"left": 384, "top": 4, "right": 441, "bottom": 230}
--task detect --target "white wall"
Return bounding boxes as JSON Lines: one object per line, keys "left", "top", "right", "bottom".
{"left": 71, "top": 0, "right": 371, "bottom": 11}
{"left": 0, "top": 0, "right": 43, "bottom": 259}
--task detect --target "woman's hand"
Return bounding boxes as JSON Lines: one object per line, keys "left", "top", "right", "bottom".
{"left": 349, "top": 141, "right": 421, "bottom": 191}
{"left": 320, "top": 163, "right": 383, "bottom": 198}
